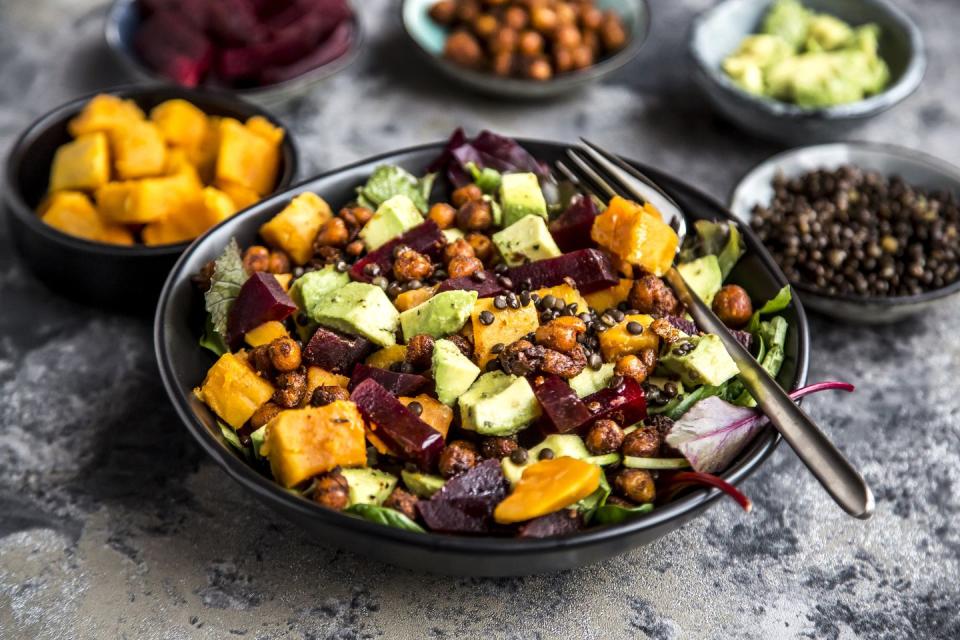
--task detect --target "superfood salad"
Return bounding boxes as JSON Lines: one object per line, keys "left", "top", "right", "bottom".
{"left": 192, "top": 130, "right": 851, "bottom": 537}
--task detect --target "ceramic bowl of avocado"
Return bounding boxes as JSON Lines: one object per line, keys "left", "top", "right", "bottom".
{"left": 689, "top": 0, "right": 925, "bottom": 145}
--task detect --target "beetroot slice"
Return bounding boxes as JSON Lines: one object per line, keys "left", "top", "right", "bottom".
{"left": 350, "top": 379, "right": 443, "bottom": 469}
{"left": 582, "top": 377, "right": 647, "bottom": 430}
{"left": 302, "top": 326, "right": 372, "bottom": 374}
{"left": 435, "top": 271, "right": 504, "bottom": 297}
{"left": 507, "top": 249, "right": 618, "bottom": 294}
{"left": 549, "top": 195, "right": 599, "bottom": 253}
{"left": 205, "top": 0, "right": 261, "bottom": 46}
{"left": 259, "top": 20, "right": 353, "bottom": 84}
{"left": 350, "top": 221, "right": 444, "bottom": 283}
{"left": 226, "top": 272, "right": 297, "bottom": 349}
{"left": 533, "top": 375, "right": 593, "bottom": 433}
{"left": 517, "top": 510, "right": 583, "bottom": 538}
{"left": 348, "top": 364, "right": 429, "bottom": 397}
{"left": 134, "top": 10, "right": 213, "bottom": 87}
{"left": 417, "top": 460, "right": 508, "bottom": 533}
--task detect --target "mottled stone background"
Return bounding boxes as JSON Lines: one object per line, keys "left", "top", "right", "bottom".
{"left": 1, "top": 1, "right": 958, "bottom": 638}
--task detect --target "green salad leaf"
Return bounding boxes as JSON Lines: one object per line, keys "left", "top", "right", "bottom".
{"left": 680, "top": 220, "right": 745, "bottom": 279}
{"left": 466, "top": 162, "right": 502, "bottom": 193}
{"left": 345, "top": 504, "right": 425, "bottom": 533}
{"left": 575, "top": 472, "right": 611, "bottom": 524}
{"left": 746, "top": 285, "right": 792, "bottom": 333}
{"left": 199, "top": 314, "right": 228, "bottom": 356}
{"left": 204, "top": 238, "right": 248, "bottom": 344}
{"left": 218, "top": 422, "right": 252, "bottom": 460}
{"left": 356, "top": 165, "right": 435, "bottom": 214}
{"left": 594, "top": 502, "right": 654, "bottom": 525}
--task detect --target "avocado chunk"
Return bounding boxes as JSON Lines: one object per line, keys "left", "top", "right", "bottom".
{"left": 432, "top": 338, "right": 481, "bottom": 406}
{"left": 459, "top": 371, "right": 541, "bottom": 436}
{"left": 340, "top": 468, "right": 398, "bottom": 506}
{"left": 805, "top": 14, "right": 853, "bottom": 51}
{"left": 677, "top": 255, "right": 723, "bottom": 305}
{"left": 400, "top": 289, "right": 478, "bottom": 340}
{"left": 660, "top": 334, "right": 740, "bottom": 387}
{"left": 499, "top": 173, "right": 547, "bottom": 227}
{"left": 762, "top": 0, "right": 811, "bottom": 49}
{"left": 501, "top": 434, "right": 591, "bottom": 486}
{"left": 290, "top": 266, "right": 351, "bottom": 320}
{"left": 312, "top": 282, "right": 400, "bottom": 347}
{"left": 491, "top": 214, "right": 562, "bottom": 266}
{"left": 359, "top": 194, "right": 424, "bottom": 251}
{"left": 400, "top": 470, "right": 445, "bottom": 498}
{"left": 568, "top": 362, "right": 615, "bottom": 398}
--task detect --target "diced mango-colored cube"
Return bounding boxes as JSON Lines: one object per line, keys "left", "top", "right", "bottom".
{"left": 591, "top": 196, "right": 679, "bottom": 276}
{"left": 49, "top": 133, "right": 111, "bottom": 192}
{"left": 393, "top": 285, "right": 437, "bottom": 312}
{"left": 216, "top": 180, "right": 260, "bottom": 210}
{"left": 67, "top": 94, "right": 145, "bottom": 138}
{"left": 39, "top": 191, "right": 102, "bottom": 242}
{"left": 262, "top": 402, "right": 367, "bottom": 488}
{"left": 494, "top": 457, "right": 601, "bottom": 524}
{"left": 215, "top": 117, "right": 280, "bottom": 196}
{"left": 109, "top": 121, "right": 167, "bottom": 179}
{"left": 245, "top": 320, "right": 289, "bottom": 347}
{"left": 98, "top": 164, "right": 202, "bottom": 225}
{"left": 100, "top": 224, "right": 135, "bottom": 246}
{"left": 598, "top": 314, "right": 659, "bottom": 362}
{"left": 471, "top": 297, "right": 540, "bottom": 368}
{"left": 197, "top": 352, "right": 275, "bottom": 430}
{"left": 302, "top": 366, "right": 350, "bottom": 408}
{"left": 274, "top": 273, "right": 292, "bottom": 290}
{"left": 245, "top": 115, "right": 285, "bottom": 146}
{"left": 142, "top": 186, "right": 236, "bottom": 245}
{"left": 534, "top": 283, "right": 589, "bottom": 314}
{"left": 364, "top": 345, "right": 408, "bottom": 370}
{"left": 584, "top": 278, "right": 634, "bottom": 313}
{"left": 187, "top": 115, "right": 222, "bottom": 184}
{"left": 150, "top": 99, "right": 208, "bottom": 150}
{"left": 259, "top": 192, "right": 332, "bottom": 265}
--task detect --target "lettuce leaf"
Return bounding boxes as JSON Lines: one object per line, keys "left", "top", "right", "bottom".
{"left": 199, "top": 314, "right": 228, "bottom": 356}
{"left": 466, "top": 162, "right": 502, "bottom": 193}
{"left": 345, "top": 504, "right": 425, "bottom": 533}
{"left": 204, "top": 238, "right": 248, "bottom": 344}
{"left": 746, "top": 285, "right": 792, "bottom": 333}
{"left": 680, "top": 220, "right": 745, "bottom": 279}
{"left": 357, "top": 165, "right": 435, "bottom": 213}
{"left": 593, "top": 503, "right": 654, "bottom": 524}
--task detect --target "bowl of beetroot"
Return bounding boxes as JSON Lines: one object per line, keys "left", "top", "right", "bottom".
{"left": 155, "top": 132, "right": 814, "bottom": 575}
{"left": 106, "top": 0, "right": 362, "bottom": 105}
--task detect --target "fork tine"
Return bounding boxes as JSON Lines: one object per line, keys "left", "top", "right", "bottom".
{"left": 564, "top": 149, "right": 619, "bottom": 199}
{"left": 555, "top": 159, "right": 602, "bottom": 202}
{"left": 579, "top": 138, "right": 681, "bottom": 208}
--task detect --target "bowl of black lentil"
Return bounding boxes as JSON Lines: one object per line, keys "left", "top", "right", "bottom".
{"left": 730, "top": 142, "right": 960, "bottom": 323}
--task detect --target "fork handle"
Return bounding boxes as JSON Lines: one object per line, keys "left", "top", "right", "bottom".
{"left": 664, "top": 268, "right": 875, "bottom": 519}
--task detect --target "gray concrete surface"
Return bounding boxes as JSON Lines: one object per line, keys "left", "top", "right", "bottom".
{"left": 1, "top": 1, "right": 958, "bottom": 638}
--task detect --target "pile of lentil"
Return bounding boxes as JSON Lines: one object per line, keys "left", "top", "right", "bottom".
{"left": 751, "top": 166, "right": 960, "bottom": 297}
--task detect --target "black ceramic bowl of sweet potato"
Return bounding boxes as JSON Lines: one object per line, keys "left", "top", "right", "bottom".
{"left": 3, "top": 86, "right": 297, "bottom": 312}
{"left": 155, "top": 140, "right": 810, "bottom": 576}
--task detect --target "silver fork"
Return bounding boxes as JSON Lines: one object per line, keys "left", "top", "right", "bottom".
{"left": 559, "top": 139, "right": 874, "bottom": 520}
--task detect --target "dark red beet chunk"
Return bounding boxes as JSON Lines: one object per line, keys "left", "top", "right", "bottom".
{"left": 533, "top": 375, "right": 593, "bottom": 433}
{"left": 517, "top": 510, "right": 583, "bottom": 538}
{"left": 436, "top": 271, "right": 505, "bottom": 297}
{"left": 134, "top": 10, "right": 213, "bottom": 87}
{"left": 350, "top": 221, "right": 444, "bottom": 283}
{"left": 582, "top": 377, "right": 647, "bottom": 429}
{"left": 226, "top": 272, "right": 296, "bottom": 349}
{"left": 417, "top": 460, "right": 508, "bottom": 533}
{"left": 350, "top": 379, "right": 443, "bottom": 469}
{"left": 348, "top": 364, "right": 429, "bottom": 397}
{"left": 549, "top": 195, "right": 599, "bottom": 253}
{"left": 507, "top": 249, "right": 618, "bottom": 294}
{"left": 205, "top": 0, "right": 260, "bottom": 45}
{"left": 302, "top": 326, "right": 372, "bottom": 374}
{"left": 259, "top": 20, "right": 353, "bottom": 84}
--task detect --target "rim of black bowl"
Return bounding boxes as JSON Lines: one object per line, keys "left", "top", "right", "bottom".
{"left": 731, "top": 140, "right": 960, "bottom": 309}
{"left": 399, "top": 0, "right": 651, "bottom": 94}
{"left": 155, "top": 139, "right": 810, "bottom": 556}
{"left": 104, "top": 0, "right": 365, "bottom": 102}
{"left": 3, "top": 84, "right": 298, "bottom": 257}
{"left": 689, "top": 0, "right": 926, "bottom": 120}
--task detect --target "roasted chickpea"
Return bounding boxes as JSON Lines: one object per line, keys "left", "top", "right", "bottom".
{"left": 249, "top": 345, "right": 273, "bottom": 377}
{"left": 600, "top": 11, "right": 627, "bottom": 51}
{"left": 540, "top": 345, "right": 587, "bottom": 378}
{"left": 428, "top": 202, "right": 457, "bottom": 230}
{"left": 268, "top": 337, "right": 302, "bottom": 372}
{"left": 526, "top": 57, "right": 553, "bottom": 81}
{"left": 615, "top": 468, "right": 656, "bottom": 503}
{"left": 266, "top": 251, "right": 291, "bottom": 274}
{"left": 465, "top": 232, "right": 495, "bottom": 264}
{"left": 553, "top": 46, "right": 574, "bottom": 73}
{"left": 249, "top": 402, "right": 281, "bottom": 429}
{"left": 313, "top": 470, "right": 349, "bottom": 511}
{"left": 451, "top": 183, "right": 483, "bottom": 207}
{"left": 446, "top": 334, "right": 474, "bottom": 358}
{"left": 712, "top": 284, "right": 753, "bottom": 328}
{"left": 535, "top": 315, "right": 587, "bottom": 353}
{"left": 456, "top": 200, "right": 493, "bottom": 231}
{"left": 447, "top": 254, "right": 485, "bottom": 279}
{"left": 345, "top": 240, "right": 365, "bottom": 257}
{"left": 340, "top": 205, "right": 374, "bottom": 227}
{"left": 585, "top": 419, "right": 624, "bottom": 455}
{"left": 530, "top": 5, "right": 558, "bottom": 32}
{"left": 444, "top": 30, "right": 484, "bottom": 68}
{"left": 480, "top": 436, "right": 519, "bottom": 459}
{"left": 489, "top": 26, "right": 519, "bottom": 55}
{"left": 518, "top": 30, "right": 544, "bottom": 55}
{"left": 443, "top": 238, "right": 476, "bottom": 264}
{"left": 621, "top": 427, "right": 661, "bottom": 458}
{"left": 649, "top": 317, "right": 686, "bottom": 345}
{"left": 615, "top": 348, "right": 657, "bottom": 384}
{"left": 428, "top": 0, "right": 457, "bottom": 25}
{"left": 554, "top": 24, "right": 581, "bottom": 49}
{"left": 242, "top": 245, "right": 270, "bottom": 273}
{"left": 492, "top": 51, "right": 516, "bottom": 76}
{"left": 315, "top": 217, "right": 349, "bottom": 247}
{"left": 582, "top": 28, "right": 600, "bottom": 54}
{"left": 503, "top": 5, "right": 528, "bottom": 30}
{"left": 273, "top": 369, "right": 307, "bottom": 408}
{"left": 310, "top": 385, "right": 350, "bottom": 407}
{"left": 393, "top": 247, "right": 434, "bottom": 282}
{"left": 383, "top": 487, "right": 419, "bottom": 521}
{"left": 473, "top": 13, "right": 499, "bottom": 38}
{"left": 580, "top": 5, "right": 603, "bottom": 31}
{"left": 455, "top": 0, "right": 480, "bottom": 23}
{"left": 438, "top": 440, "right": 480, "bottom": 478}
{"left": 405, "top": 334, "right": 436, "bottom": 370}
{"left": 570, "top": 44, "right": 594, "bottom": 70}
{"left": 629, "top": 274, "right": 679, "bottom": 316}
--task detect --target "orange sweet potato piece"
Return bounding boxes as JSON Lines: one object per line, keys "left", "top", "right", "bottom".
{"left": 98, "top": 163, "right": 203, "bottom": 225}
{"left": 67, "top": 94, "right": 145, "bottom": 138}
{"left": 259, "top": 192, "right": 332, "bottom": 265}
{"left": 493, "top": 457, "right": 601, "bottom": 524}
{"left": 598, "top": 313, "right": 659, "bottom": 361}
{"left": 302, "top": 366, "right": 350, "bottom": 407}
{"left": 244, "top": 320, "right": 289, "bottom": 347}
{"left": 215, "top": 117, "right": 281, "bottom": 196}
{"left": 49, "top": 133, "right": 111, "bottom": 192}
{"left": 364, "top": 345, "right": 408, "bottom": 370}
{"left": 39, "top": 191, "right": 133, "bottom": 245}
{"left": 393, "top": 285, "right": 437, "bottom": 312}
{"left": 109, "top": 120, "right": 167, "bottom": 179}
{"left": 470, "top": 297, "right": 540, "bottom": 368}
{"left": 197, "top": 352, "right": 275, "bottom": 429}
{"left": 584, "top": 277, "right": 634, "bottom": 313}
{"left": 534, "top": 283, "right": 589, "bottom": 313}
{"left": 591, "top": 196, "right": 679, "bottom": 276}
{"left": 150, "top": 99, "right": 208, "bottom": 150}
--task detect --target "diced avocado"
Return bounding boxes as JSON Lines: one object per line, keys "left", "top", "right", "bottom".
{"left": 400, "top": 470, "right": 445, "bottom": 498}
{"left": 762, "top": 0, "right": 811, "bottom": 49}
{"left": 585, "top": 452, "right": 621, "bottom": 467}
{"left": 499, "top": 173, "right": 547, "bottom": 227}
{"left": 312, "top": 282, "right": 400, "bottom": 347}
{"left": 359, "top": 194, "right": 424, "bottom": 250}
{"left": 459, "top": 371, "right": 541, "bottom": 436}
{"left": 432, "top": 338, "right": 481, "bottom": 406}
{"left": 400, "top": 290, "right": 478, "bottom": 340}
{"left": 677, "top": 255, "right": 723, "bottom": 305}
{"left": 491, "top": 214, "right": 562, "bottom": 266}
{"left": 340, "top": 468, "right": 398, "bottom": 506}
{"left": 441, "top": 228, "right": 464, "bottom": 243}
{"left": 568, "top": 363, "right": 615, "bottom": 398}
{"left": 290, "top": 266, "right": 351, "bottom": 320}
{"left": 501, "top": 434, "right": 590, "bottom": 486}
{"left": 805, "top": 14, "right": 853, "bottom": 51}
{"left": 250, "top": 425, "right": 267, "bottom": 460}
{"left": 660, "top": 334, "right": 740, "bottom": 387}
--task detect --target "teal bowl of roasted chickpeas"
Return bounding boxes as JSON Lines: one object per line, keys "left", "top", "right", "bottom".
{"left": 401, "top": 0, "right": 650, "bottom": 99}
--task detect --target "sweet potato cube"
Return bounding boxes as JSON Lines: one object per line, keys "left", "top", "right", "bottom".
{"left": 258, "top": 192, "right": 332, "bottom": 265}
{"left": 39, "top": 191, "right": 103, "bottom": 242}
{"left": 244, "top": 320, "right": 289, "bottom": 347}
{"left": 364, "top": 345, "right": 408, "bottom": 370}
{"left": 109, "top": 120, "right": 168, "bottom": 179}
{"left": 215, "top": 117, "right": 280, "bottom": 196}
{"left": 188, "top": 115, "right": 222, "bottom": 183}
{"left": 493, "top": 457, "right": 600, "bottom": 524}
{"left": 100, "top": 224, "right": 136, "bottom": 246}
{"left": 245, "top": 115, "right": 285, "bottom": 146}
{"left": 262, "top": 402, "right": 367, "bottom": 488}
{"left": 471, "top": 297, "right": 540, "bottom": 368}
{"left": 150, "top": 99, "right": 208, "bottom": 150}
{"left": 197, "top": 352, "right": 275, "bottom": 429}
{"left": 591, "top": 196, "right": 679, "bottom": 277}
{"left": 598, "top": 314, "right": 659, "bottom": 362}
{"left": 98, "top": 164, "right": 202, "bottom": 225}
{"left": 67, "top": 94, "right": 145, "bottom": 138}
{"left": 393, "top": 285, "right": 437, "bottom": 312}
{"left": 216, "top": 180, "right": 259, "bottom": 210}
{"left": 584, "top": 278, "right": 634, "bottom": 313}
{"left": 534, "top": 284, "right": 589, "bottom": 314}
{"left": 302, "top": 366, "right": 350, "bottom": 408}
{"left": 49, "top": 133, "right": 111, "bottom": 192}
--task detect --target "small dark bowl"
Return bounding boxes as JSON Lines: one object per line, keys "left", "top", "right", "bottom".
{"left": 3, "top": 85, "right": 297, "bottom": 312}
{"left": 401, "top": 0, "right": 650, "bottom": 100}
{"left": 156, "top": 140, "right": 810, "bottom": 576}
{"left": 105, "top": 0, "right": 364, "bottom": 107}
{"left": 690, "top": 0, "right": 925, "bottom": 144}
{"left": 730, "top": 141, "right": 960, "bottom": 323}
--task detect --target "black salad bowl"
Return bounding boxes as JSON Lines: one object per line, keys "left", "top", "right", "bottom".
{"left": 155, "top": 140, "right": 810, "bottom": 576}
{"left": 3, "top": 85, "right": 298, "bottom": 313}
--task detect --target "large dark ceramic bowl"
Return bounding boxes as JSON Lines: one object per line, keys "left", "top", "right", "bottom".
{"left": 155, "top": 141, "right": 810, "bottom": 576}
{"left": 3, "top": 86, "right": 297, "bottom": 312}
